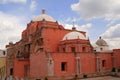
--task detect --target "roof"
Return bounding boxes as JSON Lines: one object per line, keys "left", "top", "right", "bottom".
{"left": 96, "top": 37, "right": 108, "bottom": 46}
{"left": 62, "top": 31, "right": 87, "bottom": 40}
{"left": 32, "top": 9, "right": 56, "bottom": 22}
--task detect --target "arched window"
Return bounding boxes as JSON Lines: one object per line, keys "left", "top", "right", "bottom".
{"left": 71, "top": 47, "right": 76, "bottom": 52}
{"left": 82, "top": 47, "right": 86, "bottom": 52}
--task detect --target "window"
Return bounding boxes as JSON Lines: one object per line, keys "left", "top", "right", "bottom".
{"left": 24, "top": 44, "right": 31, "bottom": 55}
{"left": 17, "top": 51, "right": 21, "bottom": 58}
{"left": 61, "top": 62, "right": 67, "bottom": 71}
{"left": 82, "top": 47, "right": 86, "bottom": 52}
{"left": 63, "top": 48, "right": 65, "bottom": 52}
{"left": 100, "top": 48, "right": 103, "bottom": 51}
{"left": 102, "top": 60, "right": 106, "bottom": 67}
{"left": 36, "top": 38, "right": 43, "bottom": 46}
{"left": 10, "top": 68, "right": 13, "bottom": 75}
{"left": 40, "top": 48, "right": 43, "bottom": 52}
{"left": 3, "top": 51, "right": 5, "bottom": 55}
{"left": 28, "top": 44, "right": 31, "bottom": 52}
{"left": 71, "top": 47, "right": 75, "bottom": 52}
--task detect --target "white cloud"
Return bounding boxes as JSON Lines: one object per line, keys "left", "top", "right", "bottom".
{"left": 0, "top": 11, "right": 25, "bottom": 49}
{"left": 71, "top": 0, "right": 120, "bottom": 49}
{"left": 64, "top": 23, "right": 92, "bottom": 32}
{"left": 0, "top": 0, "right": 27, "bottom": 4}
{"left": 101, "top": 24, "right": 120, "bottom": 49}
{"left": 65, "top": 17, "right": 81, "bottom": 23}
{"left": 105, "top": 38, "right": 120, "bottom": 49}
{"left": 71, "top": 0, "right": 120, "bottom": 22}
{"left": 102, "top": 24, "right": 120, "bottom": 38}
{"left": 30, "top": 0, "right": 37, "bottom": 11}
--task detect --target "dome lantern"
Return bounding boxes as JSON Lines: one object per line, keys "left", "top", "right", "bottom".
{"left": 32, "top": 9, "right": 56, "bottom": 22}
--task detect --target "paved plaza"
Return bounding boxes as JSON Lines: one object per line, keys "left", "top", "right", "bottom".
{"left": 80, "top": 76, "right": 120, "bottom": 80}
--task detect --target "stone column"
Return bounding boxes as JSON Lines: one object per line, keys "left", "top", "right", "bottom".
{"left": 96, "top": 56, "right": 100, "bottom": 72}
{"left": 75, "top": 53, "right": 81, "bottom": 74}
{"left": 46, "top": 52, "right": 54, "bottom": 76}
{"left": 48, "top": 57, "right": 54, "bottom": 76}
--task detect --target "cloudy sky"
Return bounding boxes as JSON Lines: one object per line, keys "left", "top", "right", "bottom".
{"left": 0, "top": 0, "right": 120, "bottom": 49}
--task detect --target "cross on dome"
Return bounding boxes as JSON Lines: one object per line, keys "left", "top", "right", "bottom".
{"left": 42, "top": 9, "right": 46, "bottom": 14}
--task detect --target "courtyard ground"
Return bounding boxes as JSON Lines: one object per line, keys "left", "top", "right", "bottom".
{"left": 80, "top": 76, "right": 120, "bottom": 80}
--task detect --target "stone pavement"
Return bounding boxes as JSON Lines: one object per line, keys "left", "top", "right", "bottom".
{"left": 80, "top": 76, "right": 120, "bottom": 80}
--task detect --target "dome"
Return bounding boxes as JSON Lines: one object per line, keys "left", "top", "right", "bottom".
{"left": 62, "top": 31, "right": 87, "bottom": 40}
{"left": 96, "top": 37, "right": 108, "bottom": 46}
{"left": 32, "top": 9, "right": 56, "bottom": 22}
{"left": 92, "top": 43, "right": 99, "bottom": 47}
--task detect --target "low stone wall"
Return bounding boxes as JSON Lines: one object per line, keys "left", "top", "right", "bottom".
{"left": 15, "top": 71, "right": 112, "bottom": 80}
{"left": 30, "top": 72, "right": 110, "bottom": 80}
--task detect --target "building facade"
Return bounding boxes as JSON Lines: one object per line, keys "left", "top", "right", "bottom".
{"left": 6, "top": 10, "right": 120, "bottom": 79}
{"left": 0, "top": 49, "right": 6, "bottom": 80}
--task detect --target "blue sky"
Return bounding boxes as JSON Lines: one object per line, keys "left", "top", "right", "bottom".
{"left": 0, "top": 0, "right": 120, "bottom": 49}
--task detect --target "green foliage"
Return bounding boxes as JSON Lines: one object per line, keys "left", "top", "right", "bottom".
{"left": 112, "top": 67, "right": 116, "bottom": 72}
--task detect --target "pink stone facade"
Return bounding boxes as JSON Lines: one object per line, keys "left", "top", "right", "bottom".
{"left": 6, "top": 10, "right": 120, "bottom": 79}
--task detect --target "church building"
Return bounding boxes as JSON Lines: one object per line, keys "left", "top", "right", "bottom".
{"left": 6, "top": 10, "right": 120, "bottom": 80}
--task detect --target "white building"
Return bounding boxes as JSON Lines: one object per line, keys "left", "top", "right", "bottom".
{"left": 92, "top": 37, "right": 109, "bottom": 52}
{"left": 0, "top": 49, "right": 6, "bottom": 57}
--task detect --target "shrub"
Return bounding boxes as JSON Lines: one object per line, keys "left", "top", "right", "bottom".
{"left": 112, "top": 67, "right": 116, "bottom": 72}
